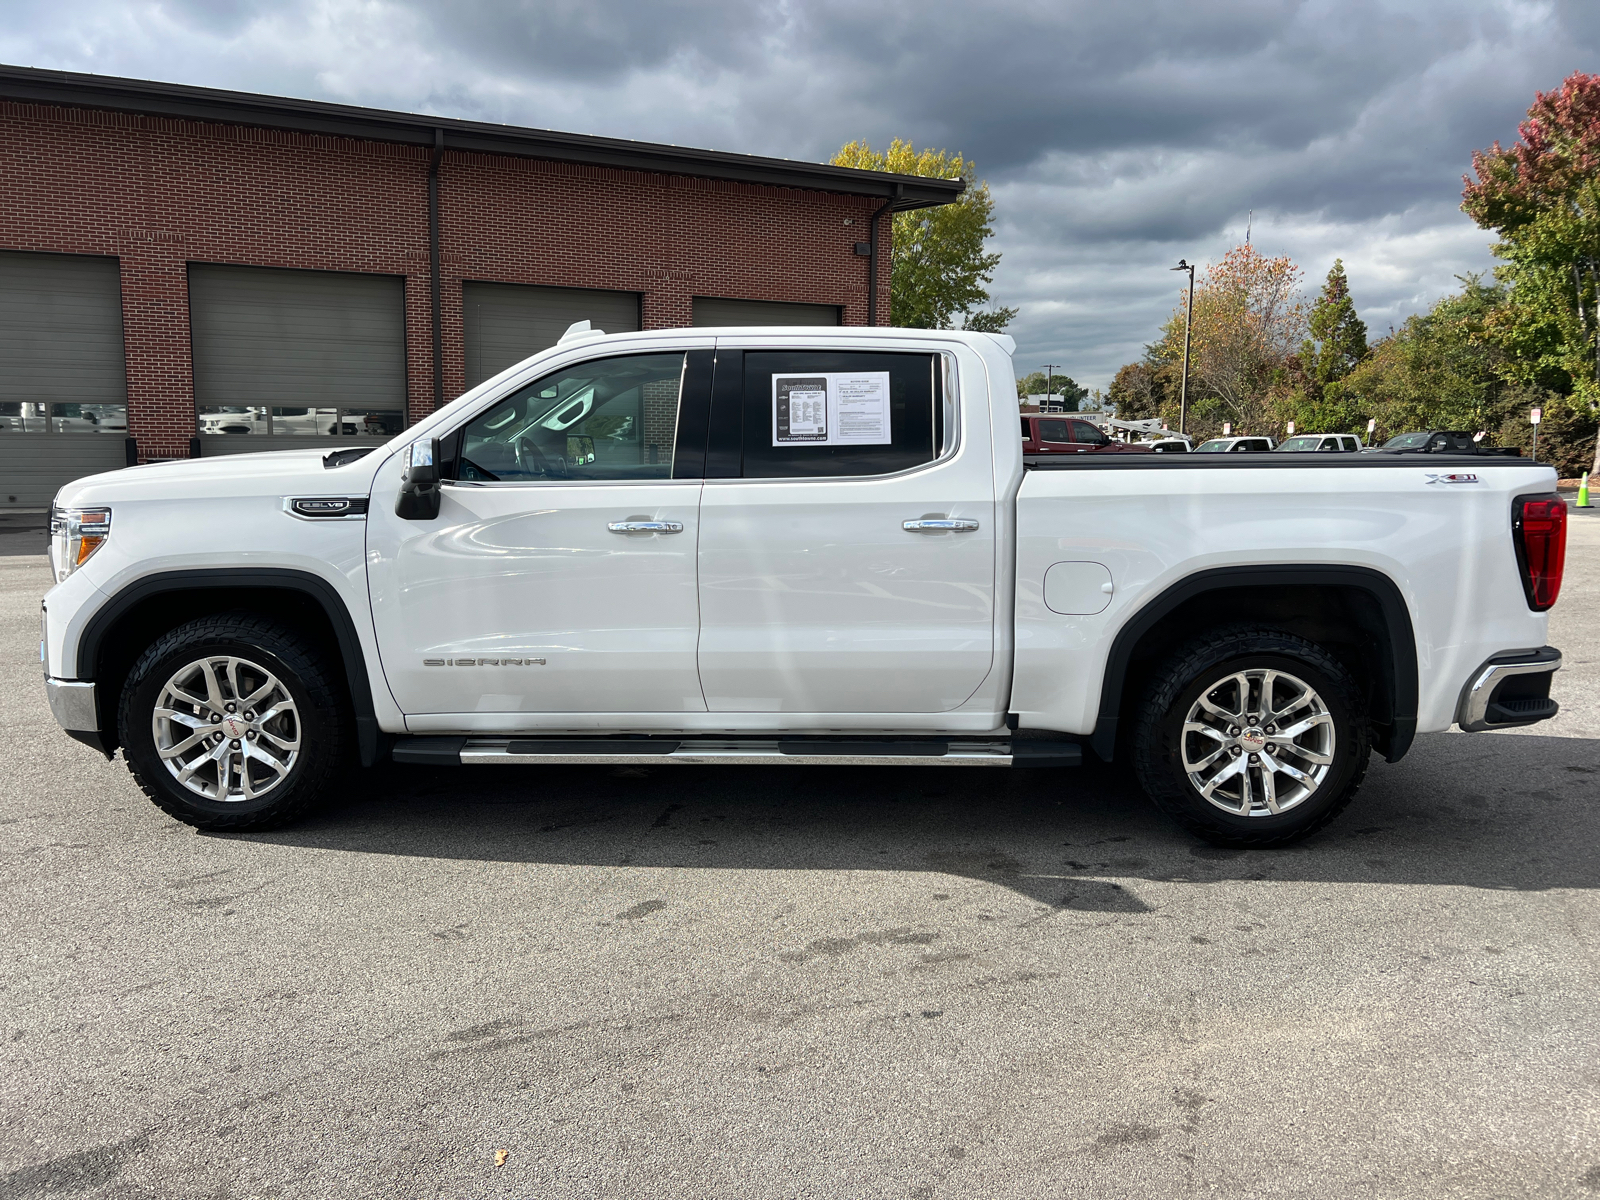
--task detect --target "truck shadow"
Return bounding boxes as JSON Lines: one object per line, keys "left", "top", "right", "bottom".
{"left": 244, "top": 731, "right": 1600, "bottom": 911}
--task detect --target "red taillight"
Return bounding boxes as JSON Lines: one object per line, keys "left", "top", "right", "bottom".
{"left": 1513, "top": 495, "right": 1567, "bottom": 610}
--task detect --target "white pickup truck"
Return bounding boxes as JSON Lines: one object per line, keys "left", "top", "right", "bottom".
{"left": 41, "top": 327, "right": 1569, "bottom": 846}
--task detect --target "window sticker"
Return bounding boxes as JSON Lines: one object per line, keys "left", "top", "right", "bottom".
{"left": 771, "top": 372, "right": 891, "bottom": 446}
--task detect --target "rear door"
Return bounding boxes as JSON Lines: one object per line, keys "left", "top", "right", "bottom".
{"left": 1036, "top": 418, "right": 1074, "bottom": 452}
{"left": 695, "top": 342, "right": 996, "bottom": 714}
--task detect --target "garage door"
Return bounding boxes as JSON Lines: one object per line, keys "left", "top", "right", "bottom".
{"left": 463, "top": 282, "right": 641, "bottom": 388}
{"left": 190, "top": 265, "right": 408, "bottom": 456}
{"left": 692, "top": 297, "right": 840, "bottom": 327}
{"left": 0, "top": 251, "right": 130, "bottom": 509}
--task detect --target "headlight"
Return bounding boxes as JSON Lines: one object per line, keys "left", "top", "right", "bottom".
{"left": 50, "top": 506, "right": 112, "bottom": 582}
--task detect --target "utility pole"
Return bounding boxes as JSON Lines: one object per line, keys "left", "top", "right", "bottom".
{"left": 1041, "top": 364, "right": 1061, "bottom": 412}
{"left": 1171, "top": 260, "right": 1195, "bottom": 436}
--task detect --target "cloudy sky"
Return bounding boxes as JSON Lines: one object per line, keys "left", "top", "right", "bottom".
{"left": 5, "top": 0, "right": 1597, "bottom": 389}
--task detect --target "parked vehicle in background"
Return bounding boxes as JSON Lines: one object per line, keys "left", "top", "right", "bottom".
{"left": 197, "top": 407, "right": 270, "bottom": 436}
{"left": 1140, "top": 437, "right": 1192, "bottom": 454}
{"left": 1, "top": 401, "right": 127, "bottom": 434}
{"left": 1277, "top": 434, "right": 1364, "bottom": 453}
{"left": 42, "top": 326, "right": 1567, "bottom": 849}
{"left": 1367, "top": 430, "right": 1522, "bottom": 457}
{"left": 1022, "top": 414, "right": 1152, "bottom": 455}
{"left": 1194, "top": 436, "right": 1277, "bottom": 453}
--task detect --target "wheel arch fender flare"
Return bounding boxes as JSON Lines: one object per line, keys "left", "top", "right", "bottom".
{"left": 1090, "top": 564, "right": 1418, "bottom": 765}
{"left": 77, "top": 567, "right": 383, "bottom": 767}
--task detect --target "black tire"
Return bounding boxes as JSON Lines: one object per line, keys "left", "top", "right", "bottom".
{"left": 118, "top": 613, "right": 348, "bottom": 831}
{"left": 1132, "top": 626, "right": 1370, "bottom": 847}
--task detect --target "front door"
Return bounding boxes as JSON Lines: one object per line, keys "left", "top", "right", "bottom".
{"left": 366, "top": 348, "right": 710, "bottom": 717}
{"left": 695, "top": 346, "right": 997, "bottom": 715}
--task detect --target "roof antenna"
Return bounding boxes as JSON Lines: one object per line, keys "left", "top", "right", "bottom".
{"left": 1246, "top": 209, "right": 1253, "bottom": 245}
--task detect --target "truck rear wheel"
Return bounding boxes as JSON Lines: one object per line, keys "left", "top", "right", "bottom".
{"left": 1131, "top": 627, "right": 1370, "bottom": 847}
{"left": 118, "top": 613, "right": 348, "bottom": 831}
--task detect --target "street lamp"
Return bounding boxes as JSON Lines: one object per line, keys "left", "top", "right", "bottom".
{"left": 1041, "top": 363, "right": 1060, "bottom": 412}
{"left": 1171, "top": 259, "right": 1195, "bottom": 436}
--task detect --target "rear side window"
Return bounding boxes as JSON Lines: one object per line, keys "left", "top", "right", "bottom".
{"left": 1021, "top": 417, "right": 1032, "bottom": 440}
{"left": 1037, "top": 419, "right": 1071, "bottom": 444}
{"left": 739, "top": 351, "right": 941, "bottom": 478}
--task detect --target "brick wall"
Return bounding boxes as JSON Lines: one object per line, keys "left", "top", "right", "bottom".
{"left": 0, "top": 101, "right": 892, "bottom": 460}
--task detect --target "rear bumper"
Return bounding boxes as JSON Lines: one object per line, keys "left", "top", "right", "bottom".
{"left": 1456, "top": 647, "right": 1562, "bottom": 732}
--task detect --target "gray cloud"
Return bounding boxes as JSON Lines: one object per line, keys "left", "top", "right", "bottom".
{"left": 3, "top": 0, "right": 1596, "bottom": 387}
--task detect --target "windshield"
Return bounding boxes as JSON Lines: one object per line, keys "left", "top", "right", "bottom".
{"left": 1277, "top": 437, "right": 1319, "bottom": 452}
{"left": 1194, "top": 440, "right": 1230, "bottom": 452}
{"left": 1382, "top": 432, "right": 1432, "bottom": 449}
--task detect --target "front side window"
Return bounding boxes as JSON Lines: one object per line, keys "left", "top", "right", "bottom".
{"left": 1069, "top": 420, "right": 1107, "bottom": 445}
{"left": 456, "top": 353, "right": 686, "bottom": 483}
{"left": 738, "top": 351, "right": 940, "bottom": 478}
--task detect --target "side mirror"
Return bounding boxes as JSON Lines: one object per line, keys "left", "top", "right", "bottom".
{"left": 396, "top": 437, "right": 442, "bottom": 520}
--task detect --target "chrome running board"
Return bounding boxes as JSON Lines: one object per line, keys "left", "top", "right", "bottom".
{"left": 391, "top": 736, "right": 1083, "bottom": 768}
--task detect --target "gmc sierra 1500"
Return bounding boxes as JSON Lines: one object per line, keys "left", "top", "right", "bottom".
{"left": 42, "top": 326, "right": 1567, "bottom": 845}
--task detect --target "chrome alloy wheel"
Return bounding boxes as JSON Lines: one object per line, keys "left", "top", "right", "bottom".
{"left": 1180, "top": 668, "right": 1335, "bottom": 817}
{"left": 152, "top": 656, "right": 301, "bottom": 802}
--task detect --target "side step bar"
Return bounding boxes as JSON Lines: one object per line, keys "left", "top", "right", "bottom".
{"left": 391, "top": 736, "right": 1082, "bottom": 768}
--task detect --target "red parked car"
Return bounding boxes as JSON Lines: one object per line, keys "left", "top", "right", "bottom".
{"left": 1021, "top": 415, "right": 1153, "bottom": 455}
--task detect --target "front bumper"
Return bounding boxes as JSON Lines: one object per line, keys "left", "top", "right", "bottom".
{"left": 45, "top": 677, "right": 113, "bottom": 755}
{"left": 1456, "top": 647, "right": 1562, "bottom": 732}
{"left": 46, "top": 677, "right": 97, "bottom": 731}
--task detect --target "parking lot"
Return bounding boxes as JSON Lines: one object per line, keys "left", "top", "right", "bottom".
{"left": 2, "top": 508, "right": 1596, "bottom": 1200}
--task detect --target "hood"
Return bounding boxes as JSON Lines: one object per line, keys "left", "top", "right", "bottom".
{"left": 53, "top": 445, "right": 393, "bottom": 509}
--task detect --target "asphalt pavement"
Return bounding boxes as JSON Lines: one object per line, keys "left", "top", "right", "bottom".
{"left": 1, "top": 515, "right": 1596, "bottom": 1199}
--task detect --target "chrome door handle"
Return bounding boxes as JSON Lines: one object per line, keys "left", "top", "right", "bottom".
{"left": 902, "top": 518, "right": 980, "bottom": 532}
{"left": 608, "top": 520, "right": 684, "bottom": 534}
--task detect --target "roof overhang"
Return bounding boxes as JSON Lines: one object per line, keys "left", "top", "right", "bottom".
{"left": 0, "top": 64, "right": 964, "bottom": 212}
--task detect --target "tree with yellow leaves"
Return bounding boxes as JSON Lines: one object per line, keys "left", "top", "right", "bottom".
{"left": 832, "top": 140, "right": 1016, "bottom": 331}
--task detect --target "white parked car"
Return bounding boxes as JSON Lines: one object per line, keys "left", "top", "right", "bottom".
{"left": 42, "top": 326, "right": 1567, "bottom": 846}
{"left": 1194, "top": 436, "right": 1277, "bottom": 452}
{"left": 1277, "top": 434, "right": 1364, "bottom": 453}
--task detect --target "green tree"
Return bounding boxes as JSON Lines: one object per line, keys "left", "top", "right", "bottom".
{"left": 832, "top": 140, "right": 1017, "bottom": 331}
{"left": 1463, "top": 71, "right": 1600, "bottom": 473}
{"left": 1340, "top": 275, "right": 1577, "bottom": 466}
{"left": 1016, "top": 371, "right": 1088, "bottom": 410}
{"left": 1107, "top": 361, "right": 1163, "bottom": 420}
{"left": 1302, "top": 259, "right": 1369, "bottom": 389}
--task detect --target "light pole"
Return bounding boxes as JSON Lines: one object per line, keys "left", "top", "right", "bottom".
{"left": 1171, "top": 259, "right": 1195, "bottom": 436}
{"left": 1041, "top": 363, "right": 1060, "bottom": 412}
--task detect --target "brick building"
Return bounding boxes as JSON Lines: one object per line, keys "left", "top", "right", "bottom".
{"left": 0, "top": 64, "right": 960, "bottom": 505}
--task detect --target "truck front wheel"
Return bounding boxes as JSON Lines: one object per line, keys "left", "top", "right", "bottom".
{"left": 1131, "top": 627, "right": 1370, "bottom": 847}
{"left": 118, "top": 614, "right": 349, "bottom": 831}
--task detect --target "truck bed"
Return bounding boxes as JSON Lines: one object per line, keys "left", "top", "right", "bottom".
{"left": 1011, "top": 452, "right": 1558, "bottom": 744}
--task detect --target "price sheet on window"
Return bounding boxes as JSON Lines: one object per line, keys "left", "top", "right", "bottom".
{"left": 771, "top": 372, "right": 891, "bottom": 446}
